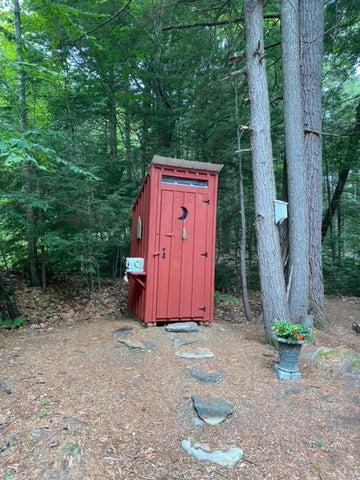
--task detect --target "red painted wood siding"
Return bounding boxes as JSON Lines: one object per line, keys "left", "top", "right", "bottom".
{"left": 128, "top": 157, "right": 221, "bottom": 323}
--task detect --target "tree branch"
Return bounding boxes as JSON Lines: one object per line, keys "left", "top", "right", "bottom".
{"left": 162, "top": 13, "right": 280, "bottom": 31}
{"left": 82, "top": 0, "right": 132, "bottom": 38}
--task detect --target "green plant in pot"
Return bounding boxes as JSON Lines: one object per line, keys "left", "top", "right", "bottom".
{"left": 272, "top": 320, "right": 312, "bottom": 343}
{"left": 272, "top": 320, "right": 312, "bottom": 381}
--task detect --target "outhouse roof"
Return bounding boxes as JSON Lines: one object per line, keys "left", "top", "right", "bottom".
{"left": 152, "top": 155, "right": 223, "bottom": 173}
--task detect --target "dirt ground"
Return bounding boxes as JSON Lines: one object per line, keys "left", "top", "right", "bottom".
{"left": 0, "top": 277, "right": 360, "bottom": 480}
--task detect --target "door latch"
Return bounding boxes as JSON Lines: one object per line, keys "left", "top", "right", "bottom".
{"left": 182, "top": 228, "right": 187, "bottom": 241}
{"left": 162, "top": 248, "right": 166, "bottom": 259}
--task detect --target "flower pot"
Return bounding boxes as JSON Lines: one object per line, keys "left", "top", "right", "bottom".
{"left": 274, "top": 337, "right": 305, "bottom": 381}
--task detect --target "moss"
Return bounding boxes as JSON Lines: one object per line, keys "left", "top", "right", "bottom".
{"left": 343, "top": 351, "right": 360, "bottom": 370}
{"left": 350, "top": 360, "right": 360, "bottom": 370}
{"left": 316, "top": 349, "right": 339, "bottom": 358}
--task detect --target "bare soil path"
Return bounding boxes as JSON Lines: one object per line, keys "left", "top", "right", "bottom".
{"left": 0, "top": 279, "right": 359, "bottom": 479}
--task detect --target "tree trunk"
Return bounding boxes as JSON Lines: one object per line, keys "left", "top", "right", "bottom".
{"left": 244, "top": 0, "right": 289, "bottom": 343}
{"left": 282, "top": 0, "right": 309, "bottom": 321}
{"left": 300, "top": 0, "right": 325, "bottom": 322}
{"left": 109, "top": 99, "right": 118, "bottom": 163}
{"left": 124, "top": 80, "right": 133, "bottom": 182}
{"left": 235, "top": 84, "right": 253, "bottom": 321}
{"left": 13, "top": 0, "right": 41, "bottom": 287}
{"left": 322, "top": 167, "right": 349, "bottom": 238}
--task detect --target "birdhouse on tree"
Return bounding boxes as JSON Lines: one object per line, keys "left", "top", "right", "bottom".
{"left": 127, "top": 155, "right": 223, "bottom": 325}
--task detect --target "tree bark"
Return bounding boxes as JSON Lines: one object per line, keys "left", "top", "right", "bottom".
{"left": 300, "top": 0, "right": 325, "bottom": 320}
{"left": 322, "top": 168, "right": 349, "bottom": 238}
{"left": 244, "top": 0, "right": 289, "bottom": 343}
{"left": 13, "top": 0, "right": 41, "bottom": 287}
{"left": 281, "top": 0, "right": 309, "bottom": 321}
{"left": 235, "top": 84, "right": 253, "bottom": 321}
{"left": 322, "top": 100, "right": 360, "bottom": 239}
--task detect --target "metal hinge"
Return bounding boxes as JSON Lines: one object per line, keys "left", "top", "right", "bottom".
{"left": 199, "top": 306, "right": 206, "bottom": 312}
{"left": 201, "top": 252, "right": 208, "bottom": 258}
{"left": 203, "top": 199, "right": 210, "bottom": 204}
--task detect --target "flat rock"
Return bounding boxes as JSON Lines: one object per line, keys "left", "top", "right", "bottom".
{"left": 113, "top": 328, "right": 133, "bottom": 338}
{"left": 118, "top": 339, "right": 156, "bottom": 350}
{"left": 187, "top": 365, "right": 223, "bottom": 384}
{"left": 192, "top": 395, "right": 233, "bottom": 425}
{"left": 182, "top": 439, "right": 243, "bottom": 469}
{"left": 165, "top": 322, "right": 199, "bottom": 333}
{"left": 175, "top": 348, "right": 214, "bottom": 359}
{"left": 172, "top": 338, "right": 198, "bottom": 347}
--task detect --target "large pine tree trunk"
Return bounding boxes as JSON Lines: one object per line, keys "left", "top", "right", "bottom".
{"left": 300, "top": 0, "right": 325, "bottom": 322}
{"left": 13, "top": 0, "right": 40, "bottom": 287}
{"left": 244, "top": 0, "right": 289, "bottom": 343}
{"left": 281, "top": 0, "right": 309, "bottom": 321}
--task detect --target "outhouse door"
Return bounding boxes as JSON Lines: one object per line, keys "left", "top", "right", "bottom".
{"left": 155, "top": 187, "right": 210, "bottom": 320}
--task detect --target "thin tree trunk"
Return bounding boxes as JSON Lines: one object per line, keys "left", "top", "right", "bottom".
{"left": 234, "top": 84, "right": 253, "bottom": 321}
{"left": 244, "top": 0, "right": 289, "bottom": 343}
{"left": 322, "top": 167, "right": 349, "bottom": 238}
{"left": 109, "top": 100, "right": 118, "bottom": 163}
{"left": 123, "top": 80, "right": 133, "bottom": 181}
{"left": 107, "top": 68, "right": 118, "bottom": 165}
{"left": 282, "top": 0, "right": 309, "bottom": 322}
{"left": 322, "top": 100, "right": 360, "bottom": 239}
{"left": 13, "top": 0, "right": 40, "bottom": 287}
{"left": 337, "top": 203, "right": 342, "bottom": 261}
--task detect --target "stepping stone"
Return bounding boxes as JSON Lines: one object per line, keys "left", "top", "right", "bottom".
{"left": 181, "top": 439, "right": 243, "bottom": 469}
{"left": 172, "top": 338, "right": 197, "bottom": 347}
{"left": 175, "top": 348, "right": 214, "bottom": 359}
{"left": 118, "top": 339, "right": 156, "bottom": 350}
{"left": 113, "top": 328, "right": 133, "bottom": 338}
{"left": 0, "top": 381, "right": 12, "bottom": 395}
{"left": 187, "top": 365, "right": 223, "bottom": 384}
{"left": 192, "top": 395, "right": 233, "bottom": 425}
{"left": 165, "top": 322, "right": 198, "bottom": 333}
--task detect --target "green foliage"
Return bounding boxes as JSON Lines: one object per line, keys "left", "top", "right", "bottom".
{"left": 41, "top": 395, "right": 53, "bottom": 406}
{"left": 272, "top": 320, "right": 312, "bottom": 343}
{"left": 316, "top": 348, "right": 338, "bottom": 358}
{"left": 215, "top": 262, "right": 237, "bottom": 292}
{"left": 0, "top": 0, "right": 358, "bottom": 298}
{"left": 1, "top": 317, "right": 24, "bottom": 329}
{"left": 38, "top": 409, "right": 48, "bottom": 419}
{"left": 214, "top": 292, "right": 239, "bottom": 304}
{"left": 323, "top": 259, "right": 360, "bottom": 296}
{"left": 63, "top": 442, "right": 82, "bottom": 458}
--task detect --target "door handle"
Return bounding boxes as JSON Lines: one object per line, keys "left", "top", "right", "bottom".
{"left": 162, "top": 248, "right": 166, "bottom": 259}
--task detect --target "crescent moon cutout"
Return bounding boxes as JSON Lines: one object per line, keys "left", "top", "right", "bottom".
{"left": 178, "top": 206, "right": 188, "bottom": 221}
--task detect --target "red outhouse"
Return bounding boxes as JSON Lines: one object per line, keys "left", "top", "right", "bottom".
{"left": 127, "top": 155, "right": 223, "bottom": 325}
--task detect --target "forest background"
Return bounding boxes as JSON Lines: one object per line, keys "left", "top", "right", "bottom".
{"left": 0, "top": 0, "right": 359, "bottom": 301}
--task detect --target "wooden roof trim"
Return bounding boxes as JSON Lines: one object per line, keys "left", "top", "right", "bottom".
{"left": 152, "top": 155, "right": 223, "bottom": 173}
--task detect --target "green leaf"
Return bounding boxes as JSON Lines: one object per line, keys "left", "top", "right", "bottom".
{"left": 1, "top": 319, "right": 13, "bottom": 329}
{"left": 13, "top": 317, "right": 24, "bottom": 328}
{"left": 38, "top": 409, "right": 48, "bottom": 419}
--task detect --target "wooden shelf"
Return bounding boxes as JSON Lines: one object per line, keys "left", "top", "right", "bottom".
{"left": 127, "top": 271, "right": 146, "bottom": 288}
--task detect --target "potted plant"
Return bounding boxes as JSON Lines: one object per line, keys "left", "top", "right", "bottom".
{"left": 272, "top": 320, "right": 312, "bottom": 381}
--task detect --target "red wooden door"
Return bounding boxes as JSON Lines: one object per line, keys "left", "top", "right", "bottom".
{"left": 156, "top": 188, "right": 209, "bottom": 320}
